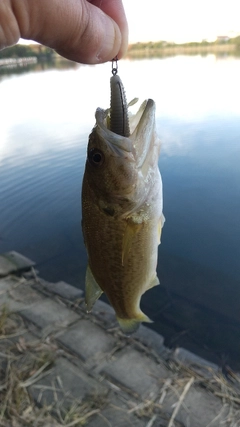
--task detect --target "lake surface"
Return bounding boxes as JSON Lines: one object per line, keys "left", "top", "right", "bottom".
{"left": 1, "top": 55, "right": 240, "bottom": 368}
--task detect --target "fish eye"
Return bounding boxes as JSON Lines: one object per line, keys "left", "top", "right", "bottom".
{"left": 88, "top": 148, "right": 105, "bottom": 166}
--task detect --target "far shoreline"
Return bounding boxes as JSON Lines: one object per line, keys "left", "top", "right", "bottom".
{"left": 126, "top": 42, "right": 238, "bottom": 58}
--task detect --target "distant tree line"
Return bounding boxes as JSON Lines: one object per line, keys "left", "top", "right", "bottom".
{"left": 232, "top": 35, "right": 240, "bottom": 52}
{"left": 128, "top": 35, "right": 240, "bottom": 52}
{"left": 0, "top": 44, "right": 54, "bottom": 60}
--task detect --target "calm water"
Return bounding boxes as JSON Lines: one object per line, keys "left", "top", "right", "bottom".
{"left": 1, "top": 56, "right": 240, "bottom": 368}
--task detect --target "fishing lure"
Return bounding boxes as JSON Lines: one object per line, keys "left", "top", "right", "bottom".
{"left": 110, "top": 57, "right": 130, "bottom": 137}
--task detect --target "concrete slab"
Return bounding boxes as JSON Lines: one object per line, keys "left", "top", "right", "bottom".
{"left": 20, "top": 299, "right": 79, "bottom": 329}
{"left": 89, "top": 299, "right": 117, "bottom": 326}
{"left": 173, "top": 347, "right": 218, "bottom": 377}
{"left": 0, "top": 277, "right": 45, "bottom": 312}
{"left": 163, "top": 385, "right": 229, "bottom": 427}
{"left": 0, "top": 251, "right": 35, "bottom": 277}
{"left": 29, "top": 357, "right": 108, "bottom": 411}
{"left": 57, "top": 319, "right": 116, "bottom": 364}
{"left": 133, "top": 324, "right": 166, "bottom": 355}
{"left": 0, "top": 277, "right": 14, "bottom": 293}
{"left": 40, "top": 280, "right": 84, "bottom": 301}
{"left": 102, "top": 347, "right": 168, "bottom": 398}
{"left": 87, "top": 395, "right": 146, "bottom": 427}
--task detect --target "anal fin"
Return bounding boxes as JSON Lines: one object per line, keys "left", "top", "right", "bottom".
{"left": 117, "top": 312, "right": 152, "bottom": 336}
{"left": 85, "top": 265, "right": 103, "bottom": 312}
{"left": 148, "top": 275, "right": 160, "bottom": 290}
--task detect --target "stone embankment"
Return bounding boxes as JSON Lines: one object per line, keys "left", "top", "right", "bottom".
{"left": 0, "top": 251, "right": 240, "bottom": 426}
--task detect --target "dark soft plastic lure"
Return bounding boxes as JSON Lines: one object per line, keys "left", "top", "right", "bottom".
{"left": 110, "top": 74, "right": 130, "bottom": 137}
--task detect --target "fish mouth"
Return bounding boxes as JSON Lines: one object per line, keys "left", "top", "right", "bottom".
{"left": 94, "top": 74, "right": 132, "bottom": 156}
{"left": 95, "top": 107, "right": 133, "bottom": 156}
{"left": 95, "top": 75, "right": 157, "bottom": 164}
{"left": 131, "top": 98, "right": 157, "bottom": 169}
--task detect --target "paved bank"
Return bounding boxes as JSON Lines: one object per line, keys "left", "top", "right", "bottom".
{"left": 0, "top": 251, "right": 240, "bottom": 426}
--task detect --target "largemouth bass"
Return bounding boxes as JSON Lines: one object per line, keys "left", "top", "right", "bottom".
{"left": 82, "top": 75, "right": 164, "bottom": 335}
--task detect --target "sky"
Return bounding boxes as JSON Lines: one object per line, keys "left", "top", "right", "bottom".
{"left": 18, "top": 0, "right": 240, "bottom": 47}
{"left": 123, "top": 0, "right": 240, "bottom": 43}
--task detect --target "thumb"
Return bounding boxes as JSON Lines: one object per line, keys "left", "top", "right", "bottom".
{"left": 12, "top": 0, "right": 128, "bottom": 64}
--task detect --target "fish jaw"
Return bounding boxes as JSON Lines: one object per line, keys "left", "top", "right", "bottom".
{"left": 131, "top": 99, "right": 160, "bottom": 168}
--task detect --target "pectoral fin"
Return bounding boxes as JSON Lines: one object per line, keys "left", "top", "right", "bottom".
{"left": 117, "top": 312, "right": 152, "bottom": 336}
{"left": 158, "top": 223, "right": 162, "bottom": 244}
{"left": 122, "top": 221, "right": 143, "bottom": 266}
{"left": 158, "top": 214, "right": 165, "bottom": 244}
{"left": 85, "top": 265, "right": 103, "bottom": 312}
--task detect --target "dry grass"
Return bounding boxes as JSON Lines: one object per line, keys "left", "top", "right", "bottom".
{"left": 0, "top": 305, "right": 11, "bottom": 334}
{"left": 167, "top": 357, "right": 240, "bottom": 405}
{"left": 1, "top": 301, "right": 240, "bottom": 427}
{"left": 159, "top": 361, "right": 240, "bottom": 427}
{"left": 0, "top": 306, "right": 108, "bottom": 426}
{"left": 0, "top": 306, "right": 57, "bottom": 426}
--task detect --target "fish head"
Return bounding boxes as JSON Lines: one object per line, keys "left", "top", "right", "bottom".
{"left": 85, "top": 107, "right": 137, "bottom": 204}
{"left": 83, "top": 97, "right": 161, "bottom": 217}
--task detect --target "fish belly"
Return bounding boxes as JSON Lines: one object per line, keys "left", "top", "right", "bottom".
{"left": 82, "top": 178, "right": 159, "bottom": 322}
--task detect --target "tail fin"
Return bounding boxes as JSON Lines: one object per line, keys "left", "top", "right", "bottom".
{"left": 117, "top": 313, "right": 153, "bottom": 336}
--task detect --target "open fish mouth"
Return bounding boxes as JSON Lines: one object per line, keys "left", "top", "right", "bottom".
{"left": 95, "top": 74, "right": 157, "bottom": 167}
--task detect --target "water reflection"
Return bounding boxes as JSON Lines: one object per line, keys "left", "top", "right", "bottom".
{"left": 0, "top": 57, "right": 77, "bottom": 79}
{"left": 0, "top": 55, "right": 240, "bottom": 368}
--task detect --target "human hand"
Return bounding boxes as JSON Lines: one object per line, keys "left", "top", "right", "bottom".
{"left": 0, "top": 0, "right": 128, "bottom": 64}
